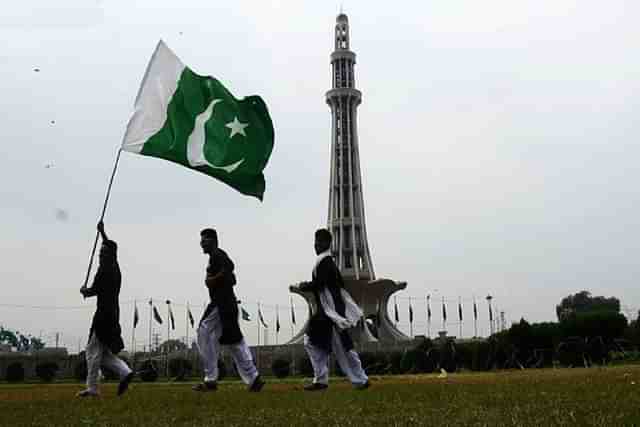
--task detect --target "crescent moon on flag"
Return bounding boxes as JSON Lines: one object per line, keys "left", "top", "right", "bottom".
{"left": 186, "top": 98, "right": 245, "bottom": 173}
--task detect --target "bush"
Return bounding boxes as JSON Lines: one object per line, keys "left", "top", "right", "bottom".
{"left": 400, "top": 348, "right": 431, "bottom": 374}
{"left": 471, "top": 341, "right": 492, "bottom": 371}
{"left": 35, "top": 362, "right": 59, "bottom": 382}
{"left": 388, "top": 351, "right": 404, "bottom": 375}
{"left": 139, "top": 359, "right": 159, "bottom": 382}
{"left": 557, "top": 337, "right": 587, "bottom": 368}
{"left": 296, "top": 356, "right": 313, "bottom": 377}
{"left": 74, "top": 353, "right": 88, "bottom": 381}
{"left": 271, "top": 358, "right": 290, "bottom": 378}
{"left": 6, "top": 362, "right": 25, "bottom": 382}
{"left": 359, "top": 352, "right": 387, "bottom": 375}
{"left": 169, "top": 357, "right": 193, "bottom": 380}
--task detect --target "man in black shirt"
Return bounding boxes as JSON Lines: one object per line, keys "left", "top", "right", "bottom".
{"left": 77, "top": 221, "right": 134, "bottom": 397}
{"left": 193, "top": 228, "right": 264, "bottom": 392}
{"left": 291, "top": 228, "right": 369, "bottom": 391}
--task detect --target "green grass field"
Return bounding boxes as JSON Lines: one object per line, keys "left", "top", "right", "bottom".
{"left": 2, "top": 366, "right": 640, "bottom": 426}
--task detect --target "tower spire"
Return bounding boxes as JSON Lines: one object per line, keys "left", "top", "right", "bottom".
{"left": 326, "top": 14, "right": 374, "bottom": 281}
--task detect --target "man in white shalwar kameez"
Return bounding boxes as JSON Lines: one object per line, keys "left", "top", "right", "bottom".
{"left": 291, "top": 228, "right": 369, "bottom": 391}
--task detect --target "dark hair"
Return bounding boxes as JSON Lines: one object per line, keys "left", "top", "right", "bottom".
{"left": 315, "top": 228, "right": 332, "bottom": 244}
{"left": 101, "top": 240, "right": 118, "bottom": 252}
{"left": 200, "top": 228, "right": 218, "bottom": 240}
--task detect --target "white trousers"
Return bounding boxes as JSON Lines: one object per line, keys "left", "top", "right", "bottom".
{"left": 304, "top": 328, "right": 368, "bottom": 386}
{"left": 197, "top": 306, "right": 258, "bottom": 385}
{"left": 85, "top": 333, "right": 132, "bottom": 392}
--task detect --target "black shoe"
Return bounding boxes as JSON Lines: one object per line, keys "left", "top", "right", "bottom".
{"left": 117, "top": 372, "right": 135, "bottom": 396}
{"left": 304, "top": 383, "right": 328, "bottom": 391}
{"left": 192, "top": 381, "right": 217, "bottom": 392}
{"left": 354, "top": 380, "right": 370, "bottom": 390}
{"left": 248, "top": 375, "right": 265, "bottom": 392}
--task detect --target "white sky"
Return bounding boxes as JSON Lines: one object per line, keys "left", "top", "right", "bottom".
{"left": 1, "top": 0, "right": 639, "bottom": 351}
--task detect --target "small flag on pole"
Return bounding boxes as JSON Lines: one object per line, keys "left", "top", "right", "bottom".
{"left": 409, "top": 303, "right": 414, "bottom": 324}
{"left": 121, "top": 41, "right": 275, "bottom": 200}
{"left": 489, "top": 305, "right": 493, "bottom": 322}
{"left": 258, "top": 308, "right": 268, "bottom": 328}
{"left": 241, "top": 307, "right": 251, "bottom": 321}
{"left": 290, "top": 303, "right": 296, "bottom": 325}
{"left": 458, "top": 301, "right": 463, "bottom": 322}
{"left": 153, "top": 305, "right": 163, "bottom": 324}
{"left": 167, "top": 301, "right": 175, "bottom": 330}
{"left": 473, "top": 301, "right": 478, "bottom": 320}
{"left": 394, "top": 298, "right": 399, "bottom": 323}
{"left": 427, "top": 298, "right": 431, "bottom": 321}
{"left": 133, "top": 304, "right": 139, "bottom": 328}
{"left": 442, "top": 301, "right": 447, "bottom": 323}
{"left": 187, "top": 307, "right": 195, "bottom": 328}
{"left": 276, "top": 308, "right": 281, "bottom": 334}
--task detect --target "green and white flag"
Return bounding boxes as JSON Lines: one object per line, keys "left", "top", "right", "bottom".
{"left": 122, "top": 41, "right": 274, "bottom": 200}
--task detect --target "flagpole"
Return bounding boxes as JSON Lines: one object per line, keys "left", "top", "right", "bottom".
{"left": 458, "top": 296, "right": 463, "bottom": 338}
{"left": 290, "top": 297, "right": 294, "bottom": 340}
{"left": 257, "top": 302, "right": 261, "bottom": 346}
{"left": 131, "top": 300, "right": 136, "bottom": 354}
{"left": 166, "top": 300, "right": 171, "bottom": 377}
{"left": 474, "top": 296, "right": 478, "bottom": 338}
{"left": 275, "top": 304, "right": 279, "bottom": 346}
{"left": 427, "top": 294, "right": 431, "bottom": 338}
{"left": 148, "top": 298, "right": 153, "bottom": 354}
{"left": 409, "top": 297, "right": 413, "bottom": 338}
{"left": 185, "top": 302, "right": 189, "bottom": 349}
{"left": 82, "top": 148, "right": 124, "bottom": 288}
{"left": 442, "top": 296, "right": 446, "bottom": 332}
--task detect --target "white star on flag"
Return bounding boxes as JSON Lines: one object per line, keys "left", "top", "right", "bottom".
{"left": 225, "top": 116, "right": 249, "bottom": 138}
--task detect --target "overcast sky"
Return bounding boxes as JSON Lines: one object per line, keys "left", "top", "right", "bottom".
{"left": 1, "top": 0, "right": 638, "bottom": 351}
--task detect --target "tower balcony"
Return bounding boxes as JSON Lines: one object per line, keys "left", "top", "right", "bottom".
{"left": 326, "top": 88, "right": 362, "bottom": 105}
{"left": 330, "top": 50, "right": 356, "bottom": 63}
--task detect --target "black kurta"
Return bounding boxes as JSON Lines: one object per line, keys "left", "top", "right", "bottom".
{"left": 201, "top": 248, "right": 243, "bottom": 345}
{"left": 300, "top": 256, "right": 354, "bottom": 353}
{"left": 86, "top": 260, "right": 125, "bottom": 354}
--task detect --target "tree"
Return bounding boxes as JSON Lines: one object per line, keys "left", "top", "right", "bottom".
{"left": 556, "top": 291, "right": 620, "bottom": 321}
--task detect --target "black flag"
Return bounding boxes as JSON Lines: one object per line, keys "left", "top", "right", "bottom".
{"left": 276, "top": 311, "right": 281, "bottom": 333}
{"left": 442, "top": 302, "right": 447, "bottom": 323}
{"left": 133, "top": 305, "right": 139, "bottom": 328}
{"left": 473, "top": 301, "right": 478, "bottom": 320}
{"left": 153, "top": 306, "right": 163, "bottom": 324}
{"left": 291, "top": 304, "right": 296, "bottom": 325}
{"left": 394, "top": 301, "right": 399, "bottom": 323}
{"left": 187, "top": 307, "right": 195, "bottom": 328}
{"left": 458, "top": 302, "right": 463, "bottom": 322}
{"left": 258, "top": 308, "right": 268, "bottom": 328}
{"left": 168, "top": 304, "right": 175, "bottom": 330}
{"left": 409, "top": 304, "right": 414, "bottom": 324}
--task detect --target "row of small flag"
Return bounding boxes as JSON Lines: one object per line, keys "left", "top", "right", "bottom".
{"left": 392, "top": 297, "right": 494, "bottom": 324}
{"left": 132, "top": 300, "right": 295, "bottom": 333}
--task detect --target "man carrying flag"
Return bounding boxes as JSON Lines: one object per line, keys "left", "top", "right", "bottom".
{"left": 194, "top": 228, "right": 264, "bottom": 392}
{"left": 290, "top": 229, "right": 369, "bottom": 391}
{"left": 77, "top": 222, "right": 134, "bottom": 398}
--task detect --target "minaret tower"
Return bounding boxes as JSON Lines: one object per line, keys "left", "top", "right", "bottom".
{"left": 288, "top": 14, "right": 410, "bottom": 346}
{"left": 326, "top": 13, "right": 375, "bottom": 281}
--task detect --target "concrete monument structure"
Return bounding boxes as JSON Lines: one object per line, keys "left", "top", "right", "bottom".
{"left": 289, "top": 13, "right": 410, "bottom": 344}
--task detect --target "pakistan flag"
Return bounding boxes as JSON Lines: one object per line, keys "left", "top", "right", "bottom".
{"left": 122, "top": 41, "right": 274, "bottom": 200}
